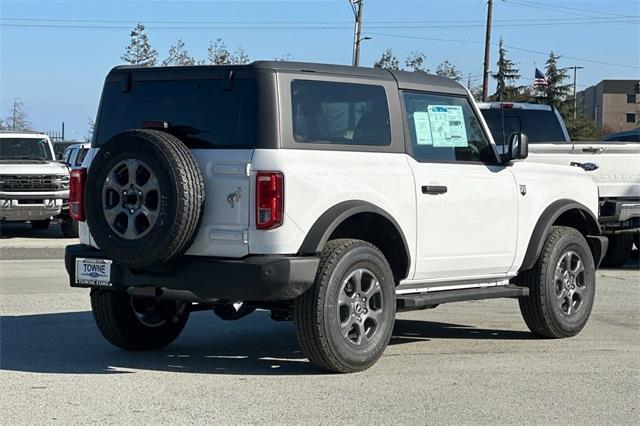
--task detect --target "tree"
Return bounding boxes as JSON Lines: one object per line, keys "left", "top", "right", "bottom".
{"left": 537, "top": 51, "right": 571, "bottom": 108}
{"left": 121, "top": 22, "right": 158, "bottom": 66}
{"left": 162, "top": 39, "right": 196, "bottom": 66}
{"left": 2, "top": 98, "right": 32, "bottom": 131}
{"left": 204, "top": 38, "right": 250, "bottom": 65}
{"left": 87, "top": 117, "right": 96, "bottom": 141}
{"left": 373, "top": 48, "right": 400, "bottom": 70}
{"left": 405, "top": 51, "right": 429, "bottom": 73}
{"left": 435, "top": 60, "right": 462, "bottom": 82}
{"left": 274, "top": 53, "right": 294, "bottom": 62}
{"left": 492, "top": 38, "right": 521, "bottom": 101}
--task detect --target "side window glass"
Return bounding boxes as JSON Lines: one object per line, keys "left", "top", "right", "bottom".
{"left": 75, "top": 148, "right": 87, "bottom": 166}
{"left": 402, "top": 92, "right": 496, "bottom": 163}
{"left": 291, "top": 80, "right": 391, "bottom": 146}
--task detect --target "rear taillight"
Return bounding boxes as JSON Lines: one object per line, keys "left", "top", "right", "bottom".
{"left": 256, "top": 171, "right": 283, "bottom": 230}
{"left": 69, "top": 168, "right": 86, "bottom": 221}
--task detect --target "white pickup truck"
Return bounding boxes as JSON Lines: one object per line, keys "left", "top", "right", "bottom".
{"left": 479, "top": 102, "right": 640, "bottom": 267}
{"left": 0, "top": 131, "right": 77, "bottom": 237}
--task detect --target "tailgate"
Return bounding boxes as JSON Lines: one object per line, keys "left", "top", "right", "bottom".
{"left": 569, "top": 142, "right": 640, "bottom": 198}
{"left": 185, "top": 149, "right": 253, "bottom": 257}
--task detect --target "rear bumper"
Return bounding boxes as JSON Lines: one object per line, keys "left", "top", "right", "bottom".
{"left": 64, "top": 244, "right": 320, "bottom": 302}
{"left": 600, "top": 198, "right": 640, "bottom": 233}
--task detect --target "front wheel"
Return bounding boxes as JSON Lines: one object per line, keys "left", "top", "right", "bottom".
{"left": 293, "top": 239, "right": 396, "bottom": 373}
{"left": 516, "top": 226, "right": 596, "bottom": 338}
{"left": 90, "top": 289, "right": 190, "bottom": 350}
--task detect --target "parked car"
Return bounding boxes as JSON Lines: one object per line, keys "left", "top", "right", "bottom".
{"left": 52, "top": 140, "right": 80, "bottom": 161}
{"left": 0, "top": 131, "right": 77, "bottom": 237}
{"left": 603, "top": 128, "right": 639, "bottom": 143}
{"left": 65, "top": 62, "right": 605, "bottom": 373}
{"left": 478, "top": 102, "right": 640, "bottom": 267}
{"left": 62, "top": 143, "right": 91, "bottom": 169}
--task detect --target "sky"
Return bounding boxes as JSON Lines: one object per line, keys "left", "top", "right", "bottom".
{"left": 1, "top": 0, "right": 638, "bottom": 139}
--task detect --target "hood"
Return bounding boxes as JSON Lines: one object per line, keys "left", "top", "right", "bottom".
{"left": 0, "top": 161, "right": 69, "bottom": 175}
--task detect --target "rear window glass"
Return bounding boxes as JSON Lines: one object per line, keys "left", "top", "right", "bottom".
{"left": 95, "top": 79, "right": 257, "bottom": 148}
{"left": 481, "top": 108, "right": 567, "bottom": 147}
{"left": 291, "top": 80, "right": 391, "bottom": 146}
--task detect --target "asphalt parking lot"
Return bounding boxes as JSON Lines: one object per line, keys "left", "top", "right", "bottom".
{"left": 1, "top": 224, "right": 638, "bottom": 424}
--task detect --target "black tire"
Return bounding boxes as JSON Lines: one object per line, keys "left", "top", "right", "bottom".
{"left": 60, "top": 220, "right": 79, "bottom": 238}
{"left": 90, "top": 289, "right": 190, "bottom": 350}
{"left": 30, "top": 219, "right": 50, "bottom": 230}
{"left": 85, "top": 129, "right": 204, "bottom": 268}
{"left": 516, "top": 226, "right": 596, "bottom": 338}
{"left": 601, "top": 234, "right": 634, "bottom": 268}
{"left": 293, "top": 239, "right": 396, "bottom": 373}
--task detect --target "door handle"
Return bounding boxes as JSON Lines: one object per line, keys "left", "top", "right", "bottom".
{"left": 422, "top": 185, "right": 448, "bottom": 195}
{"left": 582, "top": 146, "right": 603, "bottom": 153}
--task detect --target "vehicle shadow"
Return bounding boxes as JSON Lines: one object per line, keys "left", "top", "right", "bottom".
{"left": 1, "top": 310, "right": 534, "bottom": 376}
{"left": 0, "top": 222, "right": 68, "bottom": 239}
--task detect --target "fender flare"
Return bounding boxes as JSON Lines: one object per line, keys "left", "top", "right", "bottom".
{"left": 298, "top": 200, "right": 411, "bottom": 273}
{"left": 520, "top": 199, "right": 601, "bottom": 272}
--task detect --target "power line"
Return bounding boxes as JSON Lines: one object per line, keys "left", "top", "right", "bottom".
{"left": 2, "top": 16, "right": 637, "bottom": 24}
{"left": 1, "top": 19, "right": 637, "bottom": 30}
{"left": 507, "top": 0, "right": 637, "bottom": 19}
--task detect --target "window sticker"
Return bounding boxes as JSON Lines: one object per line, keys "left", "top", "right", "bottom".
{"left": 413, "top": 111, "right": 433, "bottom": 145}
{"left": 427, "top": 105, "right": 468, "bottom": 147}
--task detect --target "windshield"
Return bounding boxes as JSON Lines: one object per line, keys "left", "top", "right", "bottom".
{"left": 0, "top": 138, "right": 53, "bottom": 161}
{"left": 95, "top": 79, "right": 257, "bottom": 148}
{"left": 481, "top": 108, "right": 568, "bottom": 148}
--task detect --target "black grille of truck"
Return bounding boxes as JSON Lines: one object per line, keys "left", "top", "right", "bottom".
{"left": 0, "top": 175, "right": 69, "bottom": 192}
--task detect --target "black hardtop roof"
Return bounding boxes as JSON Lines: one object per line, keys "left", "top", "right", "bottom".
{"left": 109, "top": 61, "right": 468, "bottom": 95}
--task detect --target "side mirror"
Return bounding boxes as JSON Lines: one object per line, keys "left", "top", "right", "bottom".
{"left": 502, "top": 132, "right": 528, "bottom": 162}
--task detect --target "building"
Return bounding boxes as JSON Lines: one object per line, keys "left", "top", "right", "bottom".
{"left": 578, "top": 80, "right": 640, "bottom": 132}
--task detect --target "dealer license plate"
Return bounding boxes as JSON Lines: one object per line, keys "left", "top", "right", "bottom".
{"left": 75, "top": 258, "right": 112, "bottom": 286}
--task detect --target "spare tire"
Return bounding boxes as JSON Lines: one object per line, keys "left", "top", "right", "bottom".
{"left": 85, "top": 129, "right": 204, "bottom": 268}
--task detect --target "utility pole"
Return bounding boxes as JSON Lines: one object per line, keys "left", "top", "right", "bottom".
{"left": 12, "top": 101, "right": 16, "bottom": 130}
{"left": 350, "top": 0, "right": 364, "bottom": 66}
{"left": 482, "top": 0, "right": 493, "bottom": 101}
{"left": 567, "top": 66, "right": 584, "bottom": 120}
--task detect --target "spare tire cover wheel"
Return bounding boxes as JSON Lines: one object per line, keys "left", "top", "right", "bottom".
{"left": 85, "top": 129, "right": 204, "bottom": 268}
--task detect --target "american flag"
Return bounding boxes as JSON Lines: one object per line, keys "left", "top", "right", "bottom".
{"left": 534, "top": 68, "right": 548, "bottom": 87}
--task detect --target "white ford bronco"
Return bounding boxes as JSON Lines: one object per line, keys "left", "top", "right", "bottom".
{"left": 65, "top": 62, "right": 606, "bottom": 373}
{"left": 0, "top": 131, "right": 77, "bottom": 236}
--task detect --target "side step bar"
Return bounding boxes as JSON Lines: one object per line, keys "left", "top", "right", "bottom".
{"left": 396, "top": 284, "right": 529, "bottom": 312}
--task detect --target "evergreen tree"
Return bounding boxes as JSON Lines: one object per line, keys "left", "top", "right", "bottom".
{"left": 537, "top": 51, "right": 571, "bottom": 108}
{"left": 204, "top": 38, "right": 250, "bottom": 64}
{"left": 162, "top": 39, "right": 196, "bottom": 66}
{"left": 121, "top": 23, "right": 158, "bottom": 66}
{"left": 405, "top": 51, "right": 428, "bottom": 73}
{"left": 492, "top": 38, "right": 521, "bottom": 101}
{"left": 373, "top": 49, "right": 400, "bottom": 70}
{"left": 2, "top": 98, "right": 32, "bottom": 131}
{"left": 435, "top": 60, "right": 462, "bottom": 82}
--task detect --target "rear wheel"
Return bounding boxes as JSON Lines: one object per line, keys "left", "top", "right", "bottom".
{"left": 516, "top": 226, "right": 595, "bottom": 338}
{"left": 293, "top": 239, "right": 396, "bottom": 373}
{"left": 90, "top": 289, "right": 190, "bottom": 350}
{"left": 30, "top": 219, "right": 50, "bottom": 230}
{"left": 601, "top": 234, "right": 634, "bottom": 268}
